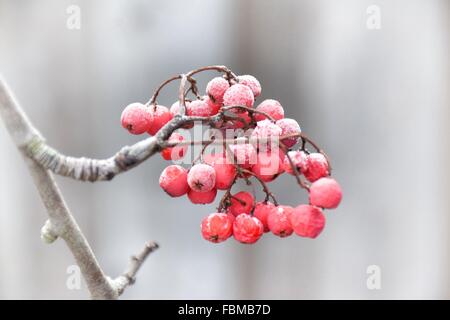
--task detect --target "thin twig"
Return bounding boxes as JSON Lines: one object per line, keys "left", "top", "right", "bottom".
{"left": 112, "top": 242, "right": 159, "bottom": 295}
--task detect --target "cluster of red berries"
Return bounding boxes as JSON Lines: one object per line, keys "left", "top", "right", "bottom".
{"left": 120, "top": 67, "right": 342, "bottom": 245}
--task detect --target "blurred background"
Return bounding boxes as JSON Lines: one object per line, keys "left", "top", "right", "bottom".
{"left": 0, "top": 0, "right": 449, "bottom": 299}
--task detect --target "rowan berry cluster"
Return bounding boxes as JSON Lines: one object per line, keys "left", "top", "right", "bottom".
{"left": 120, "top": 66, "right": 342, "bottom": 245}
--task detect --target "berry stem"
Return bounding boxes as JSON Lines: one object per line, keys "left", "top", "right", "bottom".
{"left": 222, "top": 105, "right": 275, "bottom": 122}
{"left": 280, "top": 143, "right": 310, "bottom": 191}
{"left": 239, "top": 168, "right": 279, "bottom": 206}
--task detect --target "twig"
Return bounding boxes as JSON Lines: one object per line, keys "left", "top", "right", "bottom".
{"left": 111, "top": 242, "right": 159, "bottom": 295}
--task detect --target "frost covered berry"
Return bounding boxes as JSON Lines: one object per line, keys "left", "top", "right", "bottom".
{"left": 204, "top": 96, "right": 221, "bottom": 115}
{"left": 161, "top": 132, "right": 187, "bottom": 161}
{"left": 205, "top": 154, "right": 237, "bottom": 190}
{"left": 170, "top": 100, "right": 184, "bottom": 116}
{"left": 227, "top": 112, "right": 252, "bottom": 129}
{"left": 201, "top": 212, "right": 233, "bottom": 243}
{"left": 228, "top": 191, "right": 254, "bottom": 217}
{"left": 309, "top": 177, "right": 342, "bottom": 209}
{"left": 170, "top": 101, "right": 194, "bottom": 129}
{"left": 188, "top": 188, "right": 217, "bottom": 204}
{"left": 187, "top": 164, "right": 216, "bottom": 192}
{"left": 206, "top": 77, "right": 230, "bottom": 104}
{"left": 228, "top": 142, "right": 257, "bottom": 168}
{"left": 255, "top": 99, "right": 284, "bottom": 122}
{"left": 223, "top": 84, "right": 254, "bottom": 108}
{"left": 303, "top": 153, "right": 330, "bottom": 182}
{"left": 121, "top": 103, "right": 153, "bottom": 135}
{"left": 251, "top": 148, "right": 285, "bottom": 182}
{"left": 267, "top": 205, "right": 294, "bottom": 237}
{"left": 283, "top": 151, "right": 308, "bottom": 175}
{"left": 237, "top": 75, "right": 261, "bottom": 97}
{"left": 253, "top": 201, "right": 276, "bottom": 232}
{"left": 159, "top": 165, "right": 189, "bottom": 197}
{"left": 187, "top": 98, "right": 217, "bottom": 117}
{"left": 250, "top": 119, "right": 282, "bottom": 150}
{"left": 233, "top": 214, "right": 264, "bottom": 244}
{"left": 276, "top": 118, "right": 301, "bottom": 148}
{"left": 290, "top": 205, "right": 325, "bottom": 238}
{"left": 147, "top": 105, "right": 173, "bottom": 135}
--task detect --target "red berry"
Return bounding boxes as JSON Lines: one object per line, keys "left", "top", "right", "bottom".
{"left": 188, "top": 188, "right": 217, "bottom": 204}
{"left": 160, "top": 132, "right": 187, "bottom": 161}
{"left": 233, "top": 214, "right": 264, "bottom": 244}
{"left": 309, "top": 177, "right": 342, "bottom": 209}
{"left": 276, "top": 118, "right": 301, "bottom": 148}
{"left": 283, "top": 151, "right": 308, "bottom": 175}
{"left": 206, "top": 77, "right": 229, "bottom": 104}
{"left": 204, "top": 96, "right": 221, "bottom": 115}
{"left": 290, "top": 205, "right": 325, "bottom": 238}
{"left": 237, "top": 75, "right": 261, "bottom": 97}
{"left": 201, "top": 212, "right": 233, "bottom": 243}
{"left": 303, "top": 153, "right": 330, "bottom": 182}
{"left": 267, "top": 205, "right": 294, "bottom": 237}
{"left": 170, "top": 101, "right": 185, "bottom": 116}
{"left": 159, "top": 165, "right": 189, "bottom": 197}
{"left": 187, "top": 164, "right": 216, "bottom": 192}
{"left": 170, "top": 101, "right": 194, "bottom": 129}
{"left": 250, "top": 119, "right": 282, "bottom": 150}
{"left": 187, "top": 98, "right": 216, "bottom": 117}
{"left": 228, "top": 142, "right": 257, "bottom": 168}
{"left": 228, "top": 191, "right": 254, "bottom": 217}
{"left": 121, "top": 103, "right": 153, "bottom": 135}
{"left": 147, "top": 105, "right": 173, "bottom": 135}
{"left": 205, "top": 154, "right": 237, "bottom": 190}
{"left": 226, "top": 111, "right": 252, "bottom": 129}
{"left": 251, "top": 148, "right": 285, "bottom": 182}
{"left": 253, "top": 201, "right": 276, "bottom": 232}
{"left": 255, "top": 99, "right": 284, "bottom": 122}
{"left": 223, "top": 84, "right": 254, "bottom": 108}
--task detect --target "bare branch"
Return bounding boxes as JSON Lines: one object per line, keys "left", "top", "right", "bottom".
{"left": 0, "top": 77, "right": 155, "bottom": 299}
{"left": 111, "top": 242, "right": 159, "bottom": 295}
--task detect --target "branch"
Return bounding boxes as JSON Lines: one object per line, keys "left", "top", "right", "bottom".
{"left": 0, "top": 76, "right": 156, "bottom": 299}
{"left": 111, "top": 242, "right": 159, "bottom": 295}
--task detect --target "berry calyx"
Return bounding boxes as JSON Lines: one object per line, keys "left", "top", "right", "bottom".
{"left": 206, "top": 77, "right": 230, "bottom": 104}
{"left": 253, "top": 201, "right": 276, "bottom": 232}
{"left": 159, "top": 165, "right": 189, "bottom": 197}
{"left": 267, "top": 205, "right": 294, "bottom": 237}
{"left": 223, "top": 84, "right": 254, "bottom": 108}
{"left": 187, "top": 164, "right": 216, "bottom": 193}
{"left": 188, "top": 188, "right": 217, "bottom": 204}
{"left": 276, "top": 118, "right": 301, "bottom": 148}
{"left": 303, "top": 153, "right": 330, "bottom": 182}
{"left": 255, "top": 99, "right": 284, "bottom": 122}
{"left": 201, "top": 212, "right": 233, "bottom": 243}
{"left": 237, "top": 75, "right": 261, "bottom": 98}
{"left": 290, "top": 205, "right": 325, "bottom": 238}
{"left": 147, "top": 105, "right": 173, "bottom": 135}
{"left": 121, "top": 103, "right": 153, "bottom": 135}
{"left": 228, "top": 191, "right": 254, "bottom": 217}
{"left": 160, "top": 132, "right": 187, "bottom": 161}
{"left": 309, "top": 177, "right": 342, "bottom": 209}
{"left": 233, "top": 214, "right": 264, "bottom": 244}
